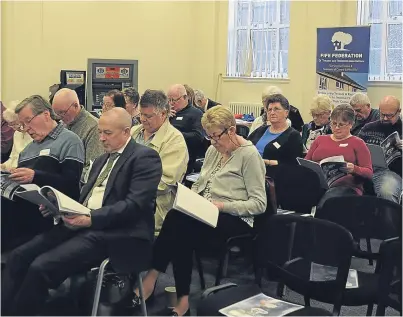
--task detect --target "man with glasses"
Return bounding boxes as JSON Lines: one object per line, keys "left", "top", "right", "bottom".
{"left": 350, "top": 92, "right": 380, "bottom": 136}
{"left": 167, "top": 84, "right": 203, "bottom": 174}
{"left": 358, "top": 95, "right": 402, "bottom": 203}
{"left": 52, "top": 88, "right": 104, "bottom": 180}
{"left": 131, "top": 89, "right": 188, "bottom": 232}
{"left": 1, "top": 95, "right": 85, "bottom": 251}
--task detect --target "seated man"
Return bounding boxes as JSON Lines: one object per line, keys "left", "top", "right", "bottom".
{"left": 350, "top": 92, "right": 380, "bottom": 136}
{"left": 131, "top": 89, "right": 189, "bottom": 232}
{"left": 52, "top": 88, "right": 105, "bottom": 179}
{"left": 1, "top": 95, "right": 85, "bottom": 251}
{"left": 194, "top": 89, "right": 221, "bottom": 112}
{"left": 1, "top": 108, "right": 162, "bottom": 316}
{"left": 168, "top": 84, "right": 203, "bottom": 174}
{"left": 358, "top": 95, "right": 402, "bottom": 203}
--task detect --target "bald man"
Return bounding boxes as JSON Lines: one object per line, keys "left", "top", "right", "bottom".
{"left": 1, "top": 107, "right": 163, "bottom": 316}
{"left": 52, "top": 88, "right": 104, "bottom": 179}
{"left": 358, "top": 95, "right": 402, "bottom": 203}
{"left": 167, "top": 84, "right": 203, "bottom": 174}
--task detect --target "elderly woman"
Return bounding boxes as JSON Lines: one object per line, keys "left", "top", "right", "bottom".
{"left": 122, "top": 87, "right": 140, "bottom": 126}
{"left": 305, "top": 104, "right": 373, "bottom": 206}
{"left": 132, "top": 106, "right": 267, "bottom": 316}
{"left": 301, "top": 94, "right": 333, "bottom": 151}
{"left": 0, "top": 101, "right": 32, "bottom": 171}
{"left": 248, "top": 94, "right": 303, "bottom": 177}
{"left": 102, "top": 89, "right": 126, "bottom": 112}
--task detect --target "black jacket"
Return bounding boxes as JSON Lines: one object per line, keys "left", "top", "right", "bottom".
{"left": 206, "top": 98, "right": 221, "bottom": 110}
{"left": 288, "top": 105, "right": 304, "bottom": 132}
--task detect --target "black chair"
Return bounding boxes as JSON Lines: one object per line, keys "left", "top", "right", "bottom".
{"left": 236, "top": 125, "right": 250, "bottom": 138}
{"left": 376, "top": 238, "right": 402, "bottom": 316}
{"left": 273, "top": 165, "right": 324, "bottom": 214}
{"left": 315, "top": 196, "right": 402, "bottom": 315}
{"left": 195, "top": 178, "right": 277, "bottom": 288}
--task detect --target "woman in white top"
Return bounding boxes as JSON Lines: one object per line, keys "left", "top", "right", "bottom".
{"left": 1, "top": 101, "right": 32, "bottom": 170}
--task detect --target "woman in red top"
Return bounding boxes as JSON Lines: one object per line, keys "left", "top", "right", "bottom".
{"left": 305, "top": 104, "right": 373, "bottom": 207}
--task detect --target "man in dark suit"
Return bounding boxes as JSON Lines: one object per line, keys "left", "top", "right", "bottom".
{"left": 1, "top": 108, "right": 162, "bottom": 316}
{"left": 194, "top": 89, "right": 221, "bottom": 112}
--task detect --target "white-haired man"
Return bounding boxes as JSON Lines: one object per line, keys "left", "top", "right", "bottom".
{"left": 194, "top": 89, "right": 221, "bottom": 112}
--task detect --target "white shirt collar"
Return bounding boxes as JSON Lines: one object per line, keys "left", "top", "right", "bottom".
{"left": 204, "top": 99, "right": 209, "bottom": 111}
{"left": 115, "top": 136, "right": 131, "bottom": 155}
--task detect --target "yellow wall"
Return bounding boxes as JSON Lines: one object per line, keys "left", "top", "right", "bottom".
{"left": 1, "top": 1, "right": 401, "bottom": 121}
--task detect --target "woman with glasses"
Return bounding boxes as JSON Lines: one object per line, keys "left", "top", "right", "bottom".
{"left": 0, "top": 101, "right": 32, "bottom": 171}
{"left": 248, "top": 94, "right": 303, "bottom": 177}
{"left": 301, "top": 94, "right": 333, "bottom": 151}
{"left": 305, "top": 104, "right": 373, "bottom": 207}
{"left": 131, "top": 106, "right": 267, "bottom": 316}
{"left": 122, "top": 87, "right": 140, "bottom": 126}
{"left": 101, "top": 89, "right": 126, "bottom": 112}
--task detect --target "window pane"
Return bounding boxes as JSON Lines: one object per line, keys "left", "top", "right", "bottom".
{"left": 279, "top": 27, "right": 289, "bottom": 50}
{"left": 370, "top": 23, "right": 383, "bottom": 48}
{"left": 251, "top": 30, "right": 264, "bottom": 71}
{"left": 252, "top": 2, "right": 265, "bottom": 24}
{"left": 388, "top": 0, "right": 402, "bottom": 18}
{"left": 267, "top": 1, "right": 277, "bottom": 25}
{"left": 266, "top": 28, "right": 277, "bottom": 51}
{"left": 236, "top": 30, "right": 248, "bottom": 74}
{"left": 279, "top": 51, "right": 288, "bottom": 73}
{"left": 237, "top": 2, "right": 249, "bottom": 26}
{"left": 387, "top": 24, "right": 402, "bottom": 74}
{"left": 280, "top": 0, "right": 290, "bottom": 24}
{"left": 369, "top": 48, "right": 382, "bottom": 75}
{"left": 387, "top": 49, "right": 403, "bottom": 74}
{"left": 369, "top": 0, "right": 383, "bottom": 20}
{"left": 387, "top": 23, "right": 402, "bottom": 49}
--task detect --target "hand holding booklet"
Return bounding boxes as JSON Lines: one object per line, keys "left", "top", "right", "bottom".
{"left": 173, "top": 183, "right": 219, "bottom": 228}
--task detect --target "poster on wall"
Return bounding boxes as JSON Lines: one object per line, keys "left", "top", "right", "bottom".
{"left": 316, "top": 26, "right": 370, "bottom": 106}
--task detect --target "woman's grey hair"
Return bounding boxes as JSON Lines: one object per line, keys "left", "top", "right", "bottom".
{"left": 3, "top": 101, "right": 20, "bottom": 122}
{"left": 15, "top": 95, "right": 57, "bottom": 120}
{"left": 122, "top": 87, "right": 140, "bottom": 105}
{"left": 350, "top": 92, "right": 370, "bottom": 107}
{"left": 262, "top": 86, "right": 282, "bottom": 102}
{"left": 331, "top": 103, "right": 356, "bottom": 124}
{"left": 194, "top": 89, "right": 205, "bottom": 103}
{"left": 139, "top": 89, "right": 170, "bottom": 114}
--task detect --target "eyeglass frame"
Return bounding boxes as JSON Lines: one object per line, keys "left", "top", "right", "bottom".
{"left": 380, "top": 109, "right": 400, "bottom": 120}
{"left": 54, "top": 102, "right": 76, "bottom": 118}
{"left": 205, "top": 128, "right": 229, "bottom": 141}
{"left": 20, "top": 111, "right": 45, "bottom": 129}
{"left": 168, "top": 95, "right": 186, "bottom": 104}
{"left": 330, "top": 121, "right": 350, "bottom": 129}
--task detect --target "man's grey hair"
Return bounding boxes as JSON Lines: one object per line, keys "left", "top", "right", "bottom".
{"left": 139, "top": 89, "right": 170, "bottom": 114}
{"left": 194, "top": 89, "right": 205, "bottom": 102}
{"left": 15, "top": 95, "right": 57, "bottom": 120}
{"left": 350, "top": 92, "right": 370, "bottom": 107}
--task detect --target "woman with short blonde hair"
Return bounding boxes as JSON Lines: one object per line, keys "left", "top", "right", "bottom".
{"left": 132, "top": 105, "right": 267, "bottom": 316}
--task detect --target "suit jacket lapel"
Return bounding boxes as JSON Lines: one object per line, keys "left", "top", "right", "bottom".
{"left": 102, "top": 139, "right": 136, "bottom": 204}
{"left": 79, "top": 154, "right": 109, "bottom": 203}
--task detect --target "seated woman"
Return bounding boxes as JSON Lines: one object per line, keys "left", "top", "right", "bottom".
{"left": 305, "top": 104, "right": 373, "bottom": 207}
{"left": 102, "top": 89, "right": 126, "bottom": 112}
{"left": 132, "top": 106, "right": 267, "bottom": 316}
{"left": 0, "top": 101, "right": 32, "bottom": 171}
{"left": 301, "top": 94, "right": 332, "bottom": 151}
{"left": 248, "top": 94, "right": 303, "bottom": 178}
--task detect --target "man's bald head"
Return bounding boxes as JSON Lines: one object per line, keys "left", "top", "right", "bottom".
{"left": 168, "top": 84, "right": 187, "bottom": 96}
{"left": 98, "top": 108, "right": 132, "bottom": 153}
{"left": 167, "top": 84, "right": 188, "bottom": 112}
{"left": 52, "top": 88, "right": 81, "bottom": 124}
{"left": 379, "top": 95, "right": 401, "bottom": 125}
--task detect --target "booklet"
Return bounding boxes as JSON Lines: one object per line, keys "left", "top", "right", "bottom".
{"left": 380, "top": 131, "right": 401, "bottom": 165}
{"left": 310, "top": 262, "right": 359, "bottom": 289}
{"left": 1, "top": 174, "right": 90, "bottom": 217}
{"left": 172, "top": 182, "right": 219, "bottom": 228}
{"left": 297, "top": 156, "right": 347, "bottom": 189}
{"left": 219, "top": 293, "right": 303, "bottom": 317}
{"left": 367, "top": 144, "right": 388, "bottom": 168}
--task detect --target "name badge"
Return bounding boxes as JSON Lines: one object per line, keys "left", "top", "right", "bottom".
{"left": 273, "top": 142, "right": 281, "bottom": 149}
{"left": 339, "top": 143, "right": 348, "bottom": 147}
{"left": 176, "top": 117, "right": 183, "bottom": 121}
{"left": 39, "top": 149, "right": 51, "bottom": 156}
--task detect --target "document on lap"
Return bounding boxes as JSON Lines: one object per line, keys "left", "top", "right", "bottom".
{"left": 173, "top": 182, "right": 219, "bottom": 228}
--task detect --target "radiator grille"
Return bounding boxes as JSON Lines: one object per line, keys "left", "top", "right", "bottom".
{"left": 228, "top": 102, "right": 262, "bottom": 116}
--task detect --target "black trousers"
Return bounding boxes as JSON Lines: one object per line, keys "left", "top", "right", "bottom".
{"left": 152, "top": 210, "right": 252, "bottom": 298}
{"left": 1, "top": 225, "right": 108, "bottom": 316}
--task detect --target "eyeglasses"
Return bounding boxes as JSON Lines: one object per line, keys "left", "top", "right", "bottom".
{"left": 267, "top": 107, "right": 284, "bottom": 113}
{"left": 55, "top": 102, "right": 76, "bottom": 118}
{"left": 380, "top": 109, "right": 400, "bottom": 120}
{"left": 330, "top": 121, "right": 350, "bottom": 128}
{"left": 168, "top": 95, "right": 186, "bottom": 104}
{"left": 311, "top": 112, "right": 328, "bottom": 118}
{"left": 205, "top": 128, "right": 228, "bottom": 141}
{"left": 20, "top": 111, "right": 44, "bottom": 129}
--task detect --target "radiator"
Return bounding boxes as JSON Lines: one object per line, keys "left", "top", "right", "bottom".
{"left": 228, "top": 102, "right": 262, "bottom": 116}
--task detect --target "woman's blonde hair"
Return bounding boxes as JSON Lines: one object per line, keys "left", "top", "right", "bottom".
{"left": 3, "top": 100, "right": 20, "bottom": 123}
{"left": 201, "top": 105, "right": 235, "bottom": 131}
{"left": 310, "top": 94, "right": 333, "bottom": 114}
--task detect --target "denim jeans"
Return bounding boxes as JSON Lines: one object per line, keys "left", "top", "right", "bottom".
{"left": 372, "top": 168, "right": 402, "bottom": 203}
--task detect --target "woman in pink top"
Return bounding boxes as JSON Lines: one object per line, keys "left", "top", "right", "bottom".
{"left": 305, "top": 104, "right": 373, "bottom": 207}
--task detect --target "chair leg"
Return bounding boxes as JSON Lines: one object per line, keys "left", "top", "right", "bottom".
{"left": 91, "top": 258, "right": 110, "bottom": 316}
{"left": 137, "top": 273, "right": 148, "bottom": 316}
{"left": 304, "top": 295, "right": 310, "bottom": 307}
{"left": 222, "top": 252, "right": 230, "bottom": 278}
{"left": 194, "top": 252, "right": 206, "bottom": 289}
{"left": 215, "top": 252, "right": 227, "bottom": 286}
{"left": 375, "top": 304, "right": 386, "bottom": 316}
{"left": 366, "top": 238, "right": 373, "bottom": 266}
{"left": 366, "top": 304, "right": 374, "bottom": 316}
{"left": 276, "top": 282, "right": 285, "bottom": 298}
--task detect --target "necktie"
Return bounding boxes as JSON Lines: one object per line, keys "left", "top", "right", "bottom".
{"left": 82, "top": 152, "right": 120, "bottom": 207}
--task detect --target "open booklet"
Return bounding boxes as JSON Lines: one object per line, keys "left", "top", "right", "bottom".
{"left": 219, "top": 293, "right": 303, "bottom": 317}
{"left": 367, "top": 131, "right": 401, "bottom": 168}
{"left": 173, "top": 182, "right": 219, "bottom": 228}
{"left": 297, "top": 156, "right": 347, "bottom": 189}
{"left": 1, "top": 173, "right": 90, "bottom": 217}
{"left": 310, "top": 262, "right": 359, "bottom": 289}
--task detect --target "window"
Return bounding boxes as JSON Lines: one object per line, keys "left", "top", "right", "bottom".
{"left": 227, "top": 0, "right": 290, "bottom": 78}
{"left": 358, "top": 0, "right": 402, "bottom": 81}
{"left": 319, "top": 77, "right": 328, "bottom": 90}
{"left": 336, "top": 81, "right": 344, "bottom": 90}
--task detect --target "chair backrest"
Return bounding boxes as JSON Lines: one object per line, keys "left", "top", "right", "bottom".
{"left": 236, "top": 125, "right": 250, "bottom": 138}
{"left": 253, "top": 177, "right": 277, "bottom": 235}
{"left": 257, "top": 214, "right": 355, "bottom": 305}
{"left": 316, "top": 196, "right": 402, "bottom": 258}
{"left": 273, "top": 164, "right": 324, "bottom": 214}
